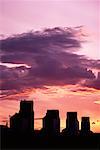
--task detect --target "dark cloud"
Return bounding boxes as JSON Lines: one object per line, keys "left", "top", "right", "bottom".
{"left": 81, "top": 59, "right": 100, "bottom": 70}
{"left": 83, "top": 72, "right": 100, "bottom": 90}
{"left": 1, "top": 27, "right": 99, "bottom": 68}
{"left": 1, "top": 27, "right": 83, "bottom": 66}
{"left": 1, "top": 27, "right": 81, "bottom": 53}
{"left": 71, "top": 88, "right": 94, "bottom": 93}
{"left": 0, "top": 27, "right": 99, "bottom": 97}
{"left": 0, "top": 64, "right": 95, "bottom": 92}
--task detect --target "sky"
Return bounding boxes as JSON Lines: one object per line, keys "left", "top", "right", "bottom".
{"left": 0, "top": 0, "right": 100, "bottom": 133}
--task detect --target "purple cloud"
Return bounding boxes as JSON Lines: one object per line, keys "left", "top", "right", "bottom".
{"left": 83, "top": 72, "right": 100, "bottom": 90}
{"left": 0, "top": 27, "right": 99, "bottom": 97}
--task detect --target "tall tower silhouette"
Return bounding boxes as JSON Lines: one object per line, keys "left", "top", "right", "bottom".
{"left": 81, "top": 117, "right": 90, "bottom": 135}
{"left": 42, "top": 110, "right": 60, "bottom": 136}
{"left": 66, "top": 112, "right": 79, "bottom": 136}
{"left": 10, "top": 100, "right": 34, "bottom": 133}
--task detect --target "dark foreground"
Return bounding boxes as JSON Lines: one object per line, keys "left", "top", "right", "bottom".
{"left": 1, "top": 128, "right": 100, "bottom": 149}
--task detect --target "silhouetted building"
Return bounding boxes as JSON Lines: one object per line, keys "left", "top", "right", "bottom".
{"left": 42, "top": 110, "right": 60, "bottom": 136}
{"left": 10, "top": 100, "right": 34, "bottom": 133}
{"left": 0, "top": 124, "right": 8, "bottom": 133}
{"left": 1, "top": 99, "right": 100, "bottom": 149}
{"left": 20, "top": 100, "right": 33, "bottom": 114}
{"left": 81, "top": 117, "right": 90, "bottom": 135}
{"left": 65, "top": 112, "right": 79, "bottom": 135}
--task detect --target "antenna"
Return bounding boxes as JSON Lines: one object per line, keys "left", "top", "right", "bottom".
{"left": 6, "top": 121, "right": 8, "bottom": 127}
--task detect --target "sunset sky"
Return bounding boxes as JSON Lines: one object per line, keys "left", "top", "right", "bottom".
{"left": 0, "top": 0, "right": 100, "bottom": 133}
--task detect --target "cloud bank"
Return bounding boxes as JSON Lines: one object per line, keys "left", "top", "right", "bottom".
{"left": 0, "top": 27, "right": 100, "bottom": 97}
